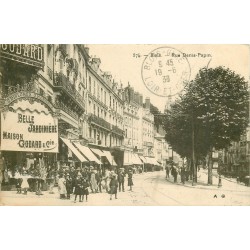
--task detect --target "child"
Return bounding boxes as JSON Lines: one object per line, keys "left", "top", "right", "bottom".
{"left": 21, "top": 170, "right": 30, "bottom": 195}
{"left": 65, "top": 174, "right": 73, "bottom": 199}
{"left": 82, "top": 177, "right": 90, "bottom": 202}
{"left": 15, "top": 170, "right": 22, "bottom": 194}
{"left": 73, "top": 174, "right": 83, "bottom": 203}
{"left": 109, "top": 174, "right": 118, "bottom": 200}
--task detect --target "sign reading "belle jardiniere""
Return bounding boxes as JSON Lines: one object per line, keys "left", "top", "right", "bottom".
{"left": 0, "top": 44, "right": 44, "bottom": 68}
{"left": 1, "top": 110, "right": 58, "bottom": 153}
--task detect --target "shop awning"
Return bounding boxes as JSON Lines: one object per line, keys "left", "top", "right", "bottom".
{"left": 102, "top": 150, "right": 117, "bottom": 166}
{"left": 146, "top": 157, "right": 160, "bottom": 166}
{"left": 73, "top": 143, "right": 101, "bottom": 164}
{"left": 132, "top": 153, "right": 143, "bottom": 165}
{"left": 90, "top": 148, "right": 105, "bottom": 157}
{"left": 60, "top": 138, "right": 88, "bottom": 163}
{"left": 139, "top": 156, "right": 147, "bottom": 163}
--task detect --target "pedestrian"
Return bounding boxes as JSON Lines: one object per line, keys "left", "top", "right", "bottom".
{"left": 117, "top": 168, "right": 125, "bottom": 192}
{"left": 128, "top": 169, "right": 133, "bottom": 191}
{"left": 90, "top": 168, "right": 98, "bottom": 193}
{"left": 58, "top": 173, "right": 66, "bottom": 199}
{"left": 165, "top": 165, "right": 170, "bottom": 179}
{"left": 82, "top": 167, "right": 89, "bottom": 181}
{"left": 82, "top": 177, "right": 90, "bottom": 202}
{"left": 95, "top": 169, "right": 102, "bottom": 193}
{"left": 21, "top": 170, "right": 30, "bottom": 195}
{"left": 15, "top": 170, "right": 22, "bottom": 194}
{"left": 180, "top": 167, "right": 185, "bottom": 184}
{"left": 65, "top": 173, "right": 73, "bottom": 199}
{"left": 104, "top": 169, "right": 111, "bottom": 193}
{"left": 109, "top": 174, "right": 118, "bottom": 200}
{"left": 73, "top": 174, "right": 84, "bottom": 203}
{"left": 171, "top": 166, "right": 178, "bottom": 183}
{"left": 0, "top": 154, "right": 6, "bottom": 192}
{"left": 34, "top": 164, "right": 43, "bottom": 196}
{"left": 3, "top": 168, "right": 9, "bottom": 186}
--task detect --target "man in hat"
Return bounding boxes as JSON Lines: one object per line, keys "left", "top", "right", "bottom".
{"left": 117, "top": 168, "right": 125, "bottom": 192}
{"left": 128, "top": 169, "right": 133, "bottom": 191}
{"left": 65, "top": 173, "right": 73, "bottom": 199}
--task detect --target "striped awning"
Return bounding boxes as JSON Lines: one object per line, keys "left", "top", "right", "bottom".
{"left": 60, "top": 138, "right": 88, "bottom": 163}
{"left": 102, "top": 150, "right": 117, "bottom": 166}
{"left": 73, "top": 143, "right": 101, "bottom": 164}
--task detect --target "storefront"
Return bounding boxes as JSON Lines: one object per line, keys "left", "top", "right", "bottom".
{"left": 0, "top": 86, "right": 59, "bottom": 190}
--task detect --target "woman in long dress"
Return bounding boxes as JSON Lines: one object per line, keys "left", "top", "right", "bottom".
{"left": 128, "top": 169, "right": 133, "bottom": 191}
{"left": 104, "top": 169, "right": 111, "bottom": 193}
{"left": 58, "top": 173, "right": 66, "bottom": 199}
{"left": 90, "top": 169, "right": 98, "bottom": 193}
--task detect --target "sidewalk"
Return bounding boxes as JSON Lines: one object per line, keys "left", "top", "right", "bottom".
{"left": 166, "top": 170, "right": 250, "bottom": 193}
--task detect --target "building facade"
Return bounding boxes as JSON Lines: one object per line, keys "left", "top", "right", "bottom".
{"left": 0, "top": 44, "right": 170, "bottom": 180}
{"left": 0, "top": 44, "right": 59, "bottom": 179}
{"left": 86, "top": 56, "right": 124, "bottom": 167}
{"left": 122, "top": 85, "right": 143, "bottom": 167}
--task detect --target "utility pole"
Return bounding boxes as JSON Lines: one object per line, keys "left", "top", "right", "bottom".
{"left": 191, "top": 111, "right": 196, "bottom": 185}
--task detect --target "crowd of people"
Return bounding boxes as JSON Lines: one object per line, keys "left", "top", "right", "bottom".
{"left": 56, "top": 166, "right": 134, "bottom": 202}
{"left": 0, "top": 161, "right": 135, "bottom": 202}
{"left": 165, "top": 164, "right": 192, "bottom": 184}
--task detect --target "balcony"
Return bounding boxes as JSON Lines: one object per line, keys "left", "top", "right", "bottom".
{"left": 111, "top": 125, "right": 124, "bottom": 137}
{"left": 54, "top": 72, "right": 85, "bottom": 111}
{"left": 88, "top": 114, "right": 111, "bottom": 131}
{"left": 55, "top": 100, "right": 79, "bottom": 120}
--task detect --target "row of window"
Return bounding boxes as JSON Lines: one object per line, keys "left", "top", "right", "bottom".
{"left": 88, "top": 100, "right": 122, "bottom": 128}
{"left": 88, "top": 75, "right": 123, "bottom": 115}
{"left": 88, "top": 127, "right": 122, "bottom": 147}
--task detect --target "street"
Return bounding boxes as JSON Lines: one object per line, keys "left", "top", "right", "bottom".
{"left": 1, "top": 170, "right": 249, "bottom": 206}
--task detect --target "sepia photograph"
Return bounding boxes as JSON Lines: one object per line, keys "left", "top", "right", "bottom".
{"left": 0, "top": 44, "right": 249, "bottom": 206}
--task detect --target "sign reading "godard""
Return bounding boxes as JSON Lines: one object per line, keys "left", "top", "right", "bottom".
{"left": 0, "top": 44, "right": 44, "bottom": 69}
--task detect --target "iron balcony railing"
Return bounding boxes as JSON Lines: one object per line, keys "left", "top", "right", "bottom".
{"left": 54, "top": 72, "right": 85, "bottom": 111}
{"left": 88, "top": 114, "right": 111, "bottom": 130}
{"left": 111, "top": 125, "right": 124, "bottom": 137}
{"left": 55, "top": 100, "right": 79, "bottom": 120}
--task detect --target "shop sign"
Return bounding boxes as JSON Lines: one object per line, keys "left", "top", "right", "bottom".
{"left": 1, "top": 105, "right": 58, "bottom": 153}
{"left": 0, "top": 44, "right": 44, "bottom": 69}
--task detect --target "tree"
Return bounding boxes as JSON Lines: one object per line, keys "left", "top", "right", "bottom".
{"left": 150, "top": 103, "right": 164, "bottom": 131}
{"left": 190, "top": 67, "right": 248, "bottom": 184}
{"left": 164, "top": 66, "right": 249, "bottom": 185}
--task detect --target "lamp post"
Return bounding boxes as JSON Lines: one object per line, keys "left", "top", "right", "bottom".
{"left": 218, "top": 164, "right": 222, "bottom": 188}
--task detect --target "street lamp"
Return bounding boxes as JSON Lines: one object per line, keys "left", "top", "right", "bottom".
{"left": 218, "top": 164, "right": 222, "bottom": 188}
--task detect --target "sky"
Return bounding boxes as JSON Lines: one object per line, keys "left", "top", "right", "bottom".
{"left": 87, "top": 44, "right": 249, "bottom": 112}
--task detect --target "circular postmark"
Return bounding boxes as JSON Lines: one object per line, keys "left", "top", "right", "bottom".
{"left": 141, "top": 47, "right": 191, "bottom": 97}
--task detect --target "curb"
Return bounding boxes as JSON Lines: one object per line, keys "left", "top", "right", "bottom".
{"left": 165, "top": 177, "right": 249, "bottom": 193}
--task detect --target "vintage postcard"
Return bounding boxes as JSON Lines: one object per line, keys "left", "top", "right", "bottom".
{"left": 0, "top": 44, "right": 249, "bottom": 206}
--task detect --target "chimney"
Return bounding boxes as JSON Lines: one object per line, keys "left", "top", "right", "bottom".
{"left": 134, "top": 92, "right": 139, "bottom": 104}
{"left": 139, "top": 94, "right": 143, "bottom": 106}
{"left": 92, "top": 58, "right": 101, "bottom": 69}
{"left": 145, "top": 97, "right": 150, "bottom": 109}
{"left": 130, "top": 87, "right": 134, "bottom": 102}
